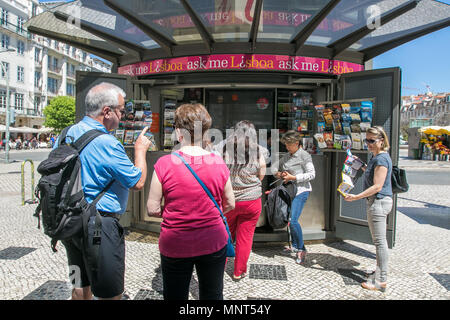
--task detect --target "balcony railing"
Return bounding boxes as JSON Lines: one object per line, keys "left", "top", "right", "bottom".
{"left": 26, "top": 108, "right": 42, "bottom": 116}
{"left": 48, "top": 65, "right": 61, "bottom": 74}
{"left": 0, "top": 20, "right": 29, "bottom": 38}
{"left": 67, "top": 71, "right": 76, "bottom": 79}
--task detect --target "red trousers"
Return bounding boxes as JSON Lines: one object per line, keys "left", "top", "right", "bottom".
{"left": 225, "top": 198, "right": 261, "bottom": 277}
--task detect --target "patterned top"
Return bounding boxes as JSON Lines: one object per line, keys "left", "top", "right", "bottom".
{"left": 276, "top": 148, "right": 315, "bottom": 195}
{"left": 229, "top": 163, "right": 262, "bottom": 202}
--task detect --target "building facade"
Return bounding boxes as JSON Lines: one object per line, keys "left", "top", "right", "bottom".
{"left": 401, "top": 92, "right": 450, "bottom": 128}
{"left": 0, "top": 0, "right": 111, "bottom": 129}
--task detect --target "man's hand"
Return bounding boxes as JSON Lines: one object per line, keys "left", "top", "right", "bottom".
{"left": 134, "top": 127, "right": 152, "bottom": 153}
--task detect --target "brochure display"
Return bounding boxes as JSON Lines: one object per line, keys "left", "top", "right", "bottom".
{"left": 314, "top": 99, "right": 373, "bottom": 152}
{"left": 113, "top": 100, "right": 158, "bottom": 151}
{"left": 162, "top": 99, "right": 177, "bottom": 151}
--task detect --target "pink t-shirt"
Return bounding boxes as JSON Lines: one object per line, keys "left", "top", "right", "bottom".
{"left": 154, "top": 151, "right": 230, "bottom": 258}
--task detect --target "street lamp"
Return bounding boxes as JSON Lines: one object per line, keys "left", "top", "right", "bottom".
{"left": 1, "top": 48, "right": 15, "bottom": 163}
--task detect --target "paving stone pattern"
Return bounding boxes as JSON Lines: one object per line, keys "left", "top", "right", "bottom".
{"left": 0, "top": 157, "right": 449, "bottom": 300}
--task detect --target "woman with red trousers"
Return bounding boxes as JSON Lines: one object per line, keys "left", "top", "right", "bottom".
{"left": 222, "top": 121, "right": 266, "bottom": 280}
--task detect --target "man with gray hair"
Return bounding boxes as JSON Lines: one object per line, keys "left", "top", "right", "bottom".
{"left": 54, "top": 82, "right": 151, "bottom": 300}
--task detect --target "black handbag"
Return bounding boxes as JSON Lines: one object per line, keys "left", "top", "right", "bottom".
{"left": 391, "top": 165, "right": 409, "bottom": 193}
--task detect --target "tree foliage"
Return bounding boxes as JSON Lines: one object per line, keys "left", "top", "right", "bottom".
{"left": 43, "top": 96, "right": 76, "bottom": 133}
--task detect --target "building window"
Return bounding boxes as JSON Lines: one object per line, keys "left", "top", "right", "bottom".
{"left": 32, "top": 3, "right": 38, "bottom": 17}
{"left": 67, "top": 63, "right": 76, "bottom": 78}
{"left": 34, "top": 71, "right": 41, "bottom": 88}
{"left": 1, "top": 61, "right": 9, "bottom": 78}
{"left": 17, "top": 17, "right": 25, "bottom": 34}
{"left": 35, "top": 48, "right": 41, "bottom": 62}
{"left": 67, "top": 83, "right": 75, "bottom": 96}
{"left": 48, "top": 56, "right": 59, "bottom": 72}
{"left": 48, "top": 77, "right": 58, "bottom": 94}
{"left": 0, "top": 8, "right": 8, "bottom": 26}
{"left": 72, "top": 47, "right": 76, "bottom": 57}
{"left": 15, "top": 93, "right": 24, "bottom": 111}
{"left": 34, "top": 96, "right": 41, "bottom": 113}
{"left": 17, "top": 66, "right": 24, "bottom": 82}
{"left": 53, "top": 40, "right": 59, "bottom": 49}
{"left": 0, "top": 90, "right": 6, "bottom": 109}
{"left": 17, "top": 40, "right": 25, "bottom": 55}
{"left": 1, "top": 34, "right": 9, "bottom": 49}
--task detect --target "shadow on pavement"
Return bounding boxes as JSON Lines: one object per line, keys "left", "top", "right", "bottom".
{"left": 397, "top": 207, "right": 450, "bottom": 230}
{"left": 398, "top": 196, "right": 450, "bottom": 209}
{"left": 325, "top": 241, "right": 376, "bottom": 260}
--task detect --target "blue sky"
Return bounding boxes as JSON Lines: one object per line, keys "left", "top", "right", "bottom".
{"left": 373, "top": 24, "right": 450, "bottom": 96}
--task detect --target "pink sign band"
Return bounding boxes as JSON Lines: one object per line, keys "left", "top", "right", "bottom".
{"left": 118, "top": 54, "right": 364, "bottom": 76}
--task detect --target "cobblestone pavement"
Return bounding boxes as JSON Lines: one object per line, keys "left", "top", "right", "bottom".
{"left": 0, "top": 151, "right": 449, "bottom": 300}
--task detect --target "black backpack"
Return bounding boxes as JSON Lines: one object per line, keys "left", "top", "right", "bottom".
{"left": 264, "top": 182, "right": 297, "bottom": 229}
{"left": 391, "top": 165, "right": 409, "bottom": 194}
{"left": 34, "top": 126, "right": 112, "bottom": 252}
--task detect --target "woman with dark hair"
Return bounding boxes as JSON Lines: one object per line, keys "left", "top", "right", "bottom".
{"left": 147, "top": 103, "right": 235, "bottom": 300}
{"left": 344, "top": 126, "right": 393, "bottom": 292}
{"left": 222, "top": 120, "right": 266, "bottom": 280}
{"left": 274, "top": 130, "right": 315, "bottom": 264}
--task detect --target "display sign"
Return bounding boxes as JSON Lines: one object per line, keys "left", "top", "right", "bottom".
{"left": 118, "top": 54, "right": 364, "bottom": 77}
{"left": 256, "top": 97, "right": 269, "bottom": 110}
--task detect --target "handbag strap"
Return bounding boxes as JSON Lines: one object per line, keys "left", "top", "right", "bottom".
{"left": 172, "top": 152, "right": 233, "bottom": 239}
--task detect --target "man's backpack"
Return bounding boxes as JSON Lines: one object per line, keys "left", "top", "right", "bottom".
{"left": 34, "top": 126, "right": 111, "bottom": 252}
{"left": 264, "top": 182, "right": 297, "bottom": 229}
{"left": 391, "top": 165, "right": 409, "bottom": 194}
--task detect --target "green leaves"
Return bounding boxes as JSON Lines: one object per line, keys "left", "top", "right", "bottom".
{"left": 43, "top": 96, "right": 76, "bottom": 134}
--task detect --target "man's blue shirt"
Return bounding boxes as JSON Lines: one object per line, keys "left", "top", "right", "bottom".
{"left": 54, "top": 116, "right": 141, "bottom": 214}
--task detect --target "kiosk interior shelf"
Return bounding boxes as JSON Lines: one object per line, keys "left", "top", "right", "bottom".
{"left": 277, "top": 89, "right": 316, "bottom": 154}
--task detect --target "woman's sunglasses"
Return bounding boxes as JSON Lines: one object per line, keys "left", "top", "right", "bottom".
{"left": 364, "top": 138, "right": 379, "bottom": 144}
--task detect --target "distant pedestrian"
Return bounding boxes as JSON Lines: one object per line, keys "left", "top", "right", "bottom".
{"left": 274, "top": 130, "right": 315, "bottom": 264}
{"left": 344, "top": 126, "right": 393, "bottom": 292}
{"left": 147, "top": 103, "right": 235, "bottom": 300}
{"left": 222, "top": 120, "right": 266, "bottom": 280}
{"left": 54, "top": 82, "right": 151, "bottom": 300}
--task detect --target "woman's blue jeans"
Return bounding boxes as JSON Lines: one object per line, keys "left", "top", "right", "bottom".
{"left": 289, "top": 192, "right": 310, "bottom": 251}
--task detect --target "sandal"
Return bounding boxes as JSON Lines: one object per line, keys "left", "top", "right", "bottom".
{"left": 232, "top": 272, "right": 247, "bottom": 280}
{"left": 361, "top": 279, "right": 387, "bottom": 292}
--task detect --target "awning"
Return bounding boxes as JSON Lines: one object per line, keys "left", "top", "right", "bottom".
{"left": 0, "top": 125, "right": 47, "bottom": 134}
{"left": 24, "top": 0, "right": 450, "bottom": 67}
{"left": 419, "top": 126, "right": 450, "bottom": 135}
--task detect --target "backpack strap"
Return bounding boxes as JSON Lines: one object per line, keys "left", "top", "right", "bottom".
{"left": 72, "top": 129, "right": 106, "bottom": 153}
{"left": 59, "top": 125, "right": 73, "bottom": 146}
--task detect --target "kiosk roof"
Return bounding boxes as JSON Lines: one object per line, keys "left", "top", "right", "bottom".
{"left": 25, "top": 0, "right": 450, "bottom": 66}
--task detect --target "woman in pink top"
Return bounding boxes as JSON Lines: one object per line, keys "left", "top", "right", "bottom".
{"left": 147, "top": 103, "right": 235, "bottom": 300}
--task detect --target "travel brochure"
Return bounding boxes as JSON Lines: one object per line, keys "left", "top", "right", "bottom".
{"left": 337, "top": 149, "right": 366, "bottom": 196}
{"left": 114, "top": 129, "right": 157, "bottom": 151}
